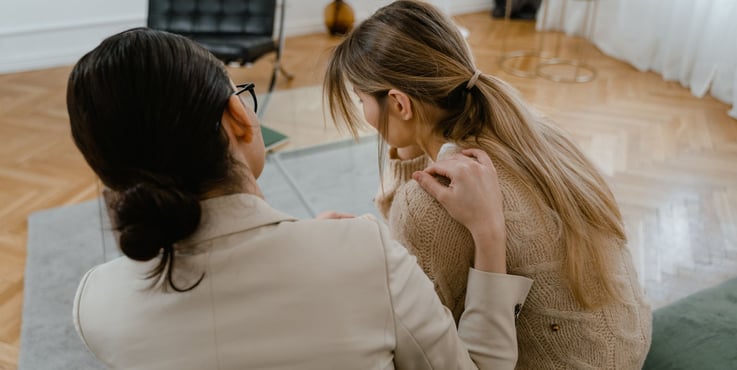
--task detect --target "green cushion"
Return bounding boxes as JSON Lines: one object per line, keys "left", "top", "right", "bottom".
{"left": 643, "top": 277, "right": 737, "bottom": 370}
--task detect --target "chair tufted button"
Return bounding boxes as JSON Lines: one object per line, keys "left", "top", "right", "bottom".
{"left": 551, "top": 323, "right": 560, "bottom": 332}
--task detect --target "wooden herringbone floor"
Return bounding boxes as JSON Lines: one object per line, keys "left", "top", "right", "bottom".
{"left": 1, "top": 12, "right": 736, "bottom": 369}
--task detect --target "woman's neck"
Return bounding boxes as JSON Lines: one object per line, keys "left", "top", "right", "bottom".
{"left": 201, "top": 170, "right": 263, "bottom": 200}
{"left": 415, "top": 104, "right": 453, "bottom": 162}
{"left": 420, "top": 134, "right": 449, "bottom": 162}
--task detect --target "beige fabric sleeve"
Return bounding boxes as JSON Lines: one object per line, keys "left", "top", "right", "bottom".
{"left": 458, "top": 270, "right": 534, "bottom": 369}
{"left": 374, "top": 218, "right": 533, "bottom": 370}
{"left": 72, "top": 265, "right": 101, "bottom": 359}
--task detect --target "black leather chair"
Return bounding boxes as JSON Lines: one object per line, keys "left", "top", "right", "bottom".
{"left": 148, "top": 0, "right": 293, "bottom": 100}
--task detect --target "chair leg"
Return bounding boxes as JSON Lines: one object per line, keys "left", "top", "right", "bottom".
{"left": 267, "top": 63, "right": 279, "bottom": 95}
{"left": 260, "top": 51, "right": 293, "bottom": 118}
{"left": 279, "top": 65, "right": 294, "bottom": 80}
{"left": 256, "top": 62, "right": 280, "bottom": 119}
{"left": 265, "top": 59, "right": 292, "bottom": 99}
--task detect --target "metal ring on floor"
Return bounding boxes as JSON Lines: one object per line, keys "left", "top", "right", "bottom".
{"left": 536, "top": 58, "right": 597, "bottom": 83}
{"left": 499, "top": 50, "right": 543, "bottom": 78}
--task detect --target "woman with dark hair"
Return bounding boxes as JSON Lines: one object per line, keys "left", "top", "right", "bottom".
{"left": 68, "top": 28, "right": 532, "bottom": 369}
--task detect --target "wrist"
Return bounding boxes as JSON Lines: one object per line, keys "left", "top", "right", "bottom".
{"left": 471, "top": 228, "right": 507, "bottom": 274}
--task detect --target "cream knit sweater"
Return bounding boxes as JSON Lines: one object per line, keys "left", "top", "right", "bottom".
{"left": 376, "top": 149, "right": 652, "bottom": 370}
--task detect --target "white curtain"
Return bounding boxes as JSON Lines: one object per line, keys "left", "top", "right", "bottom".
{"left": 537, "top": 0, "right": 737, "bottom": 119}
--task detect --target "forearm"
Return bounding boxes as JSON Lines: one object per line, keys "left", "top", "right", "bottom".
{"left": 470, "top": 227, "right": 507, "bottom": 274}
{"left": 458, "top": 270, "right": 533, "bottom": 370}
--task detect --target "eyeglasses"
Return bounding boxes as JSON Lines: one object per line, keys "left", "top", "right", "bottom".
{"left": 235, "top": 82, "right": 258, "bottom": 113}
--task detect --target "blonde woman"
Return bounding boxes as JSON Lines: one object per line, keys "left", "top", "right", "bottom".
{"left": 324, "top": 1, "right": 651, "bottom": 369}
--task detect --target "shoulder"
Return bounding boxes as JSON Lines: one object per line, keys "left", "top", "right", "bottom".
{"left": 74, "top": 257, "right": 142, "bottom": 297}
{"left": 393, "top": 180, "right": 446, "bottom": 219}
{"left": 73, "top": 257, "right": 150, "bottom": 311}
{"left": 282, "top": 214, "right": 391, "bottom": 244}
{"left": 489, "top": 159, "right": 552, "bottom": 222}
{"left": 312, "top": 215, "right": 420, "bottom": 274}
{"left": 391, "top": 179, "right": 470, "bottom": 231}
{"left": 73, "top": 257, "right": 145, "bottom": 353}
{"left": 272, "top": 215, "right": 401, "bottom": 267}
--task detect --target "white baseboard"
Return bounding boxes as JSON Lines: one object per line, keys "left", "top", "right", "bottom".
{"left": 284, "top": 20, "right": 326, "bottom": 38}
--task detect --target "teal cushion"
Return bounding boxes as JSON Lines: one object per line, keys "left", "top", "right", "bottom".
{"left": 643, "top": 277, "right": 737, "bottom": 370}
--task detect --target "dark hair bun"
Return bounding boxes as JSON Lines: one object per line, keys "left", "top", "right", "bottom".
{"left": 113, "top": 181, "right": 201, "bottom": 261}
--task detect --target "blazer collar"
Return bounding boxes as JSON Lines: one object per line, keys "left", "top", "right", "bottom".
{"left": 183, "top": 193, "right": 298, "bottom": 245}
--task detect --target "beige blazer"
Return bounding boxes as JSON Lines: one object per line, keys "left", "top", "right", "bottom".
{"left": 74, "top": 194, "right": 532, "bottom": 370}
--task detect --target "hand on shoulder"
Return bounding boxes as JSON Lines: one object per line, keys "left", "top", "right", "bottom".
{"left": 412, "top": 148, "right": 507, "bottom": 273}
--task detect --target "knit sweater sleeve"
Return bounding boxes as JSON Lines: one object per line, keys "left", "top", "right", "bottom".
{"left": 389, "top": 179, "right": 477, "bottom": 323}
{"left": 374, "top": 148, "right": 430, "bottom": 219}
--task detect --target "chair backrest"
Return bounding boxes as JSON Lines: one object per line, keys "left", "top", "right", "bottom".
{"left": 148, "top": 0, "right": 277, "bottom": 37}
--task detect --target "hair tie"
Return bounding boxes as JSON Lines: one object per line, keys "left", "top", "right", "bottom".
{"left": 466, "top": 69, "right": 482, "bottom": 90}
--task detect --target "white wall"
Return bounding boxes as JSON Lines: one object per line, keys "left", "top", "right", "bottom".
{"left": 0, "top": 0, "right": 492, "bottom": 74}
{"left": 0, "top": 0, "right": 148, "bottom": 73}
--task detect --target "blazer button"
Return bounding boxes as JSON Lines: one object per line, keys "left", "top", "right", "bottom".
{"left": 551, "top": 323, "right": 560, "bottom": 332}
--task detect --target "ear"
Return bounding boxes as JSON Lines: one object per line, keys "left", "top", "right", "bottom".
{"left": 387, "top": 89, "right": 414, "bottom": 121}
{"left": 222, "top": 95, "right": 255, "bottom": 143}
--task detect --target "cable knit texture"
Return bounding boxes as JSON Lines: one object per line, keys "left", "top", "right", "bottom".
{"left": 375, "top": 150, "right": 652, "bottom": 370}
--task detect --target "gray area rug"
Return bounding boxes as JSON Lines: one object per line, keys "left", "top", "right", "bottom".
{"left": 19, "top": 136, "right": 380, "bottom": 369}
